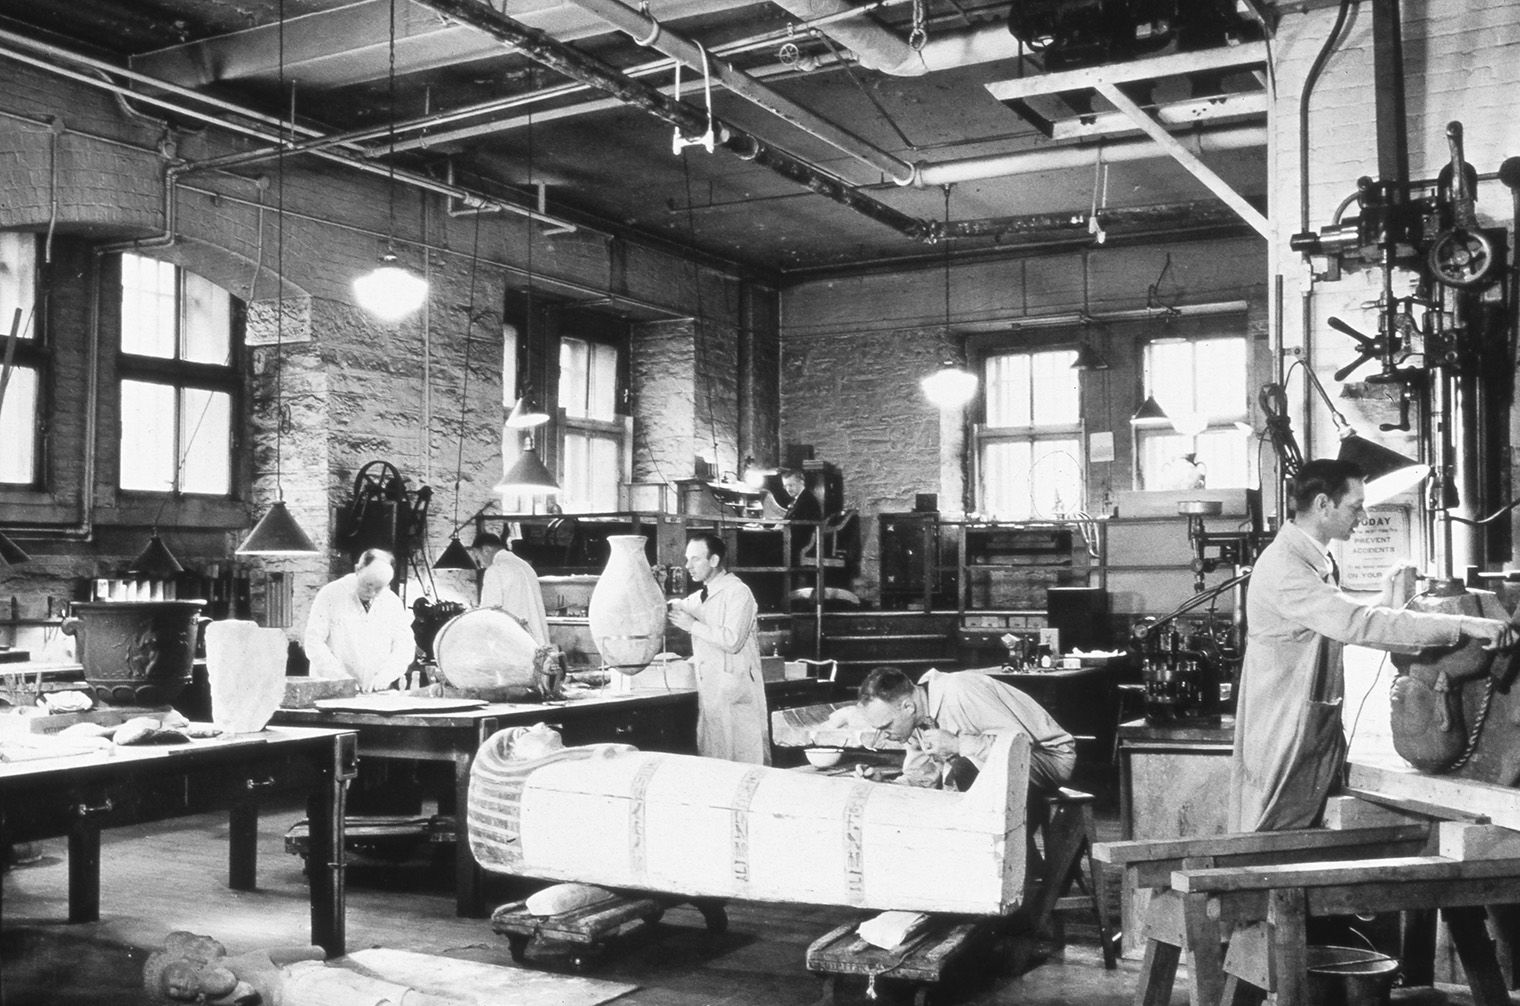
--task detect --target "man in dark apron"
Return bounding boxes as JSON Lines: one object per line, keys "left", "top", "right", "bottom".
{"left": 1229, "top": 459, "right": 1514, "bottom": 831}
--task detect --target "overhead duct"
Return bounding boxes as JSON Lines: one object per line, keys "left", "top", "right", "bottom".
{"left": 557, "top": 0, "right": 915, "bottom": 184}
{"left": 417, "top": 0, "right": 933, "bottom": 240}
{"left": 766, "top": 0, "right": 1031, "bottom": 76}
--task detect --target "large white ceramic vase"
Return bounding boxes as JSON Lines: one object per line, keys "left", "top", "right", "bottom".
{"left": 587, "top": 535, "right": 666, "bottom": 675}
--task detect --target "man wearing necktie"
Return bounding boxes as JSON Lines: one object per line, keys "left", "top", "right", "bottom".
{"left": 1229, "top": 458, "right": 1515, "bottom": 831}
{"left": 667, "top": 533, "right": 771, "bottom": 764}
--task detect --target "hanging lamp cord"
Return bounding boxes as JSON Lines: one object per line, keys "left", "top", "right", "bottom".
{"left": 273, "top": 0, "right": 287, "bottom": 500}
{"left": 451, "top": 214, "right": 483, "bottom": 529}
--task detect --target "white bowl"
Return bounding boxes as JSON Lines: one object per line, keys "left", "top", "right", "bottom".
{"left": 805, "top": 747, "right": 843, "bottom": 768}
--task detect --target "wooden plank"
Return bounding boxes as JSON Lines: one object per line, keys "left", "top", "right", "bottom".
{"left": 1347, "top": 759, "right": 1520, "bottom": 830}
{"left": 1093, "top": 82, "right": 1269, "bottom": 239}
{"left": 1437, "top": 823, "right": 1520, "bottom": 861}
{"left": 1093, "top": 824, "right": 1429, "bottom": 866}
{"left": 1176, "top": 856, "right": 1520, "bottom": 894}
{"left": 984, "top": 43, "right": 1268, "bottom": 102}
{"left": 1321, "top": 794, "right": 1427, "bottom": 829}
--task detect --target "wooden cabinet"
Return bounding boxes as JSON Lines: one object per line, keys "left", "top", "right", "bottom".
{"left": 879, "top": 514, "right": 1104, "bottom": 614}
{"left": 1116, "top": 716, "right": 1233, "bottom": 956}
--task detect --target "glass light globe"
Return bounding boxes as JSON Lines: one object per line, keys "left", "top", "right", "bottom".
{"left": 353, "top": 254, "right": 428, "bottom": 321}
{"left": 921, "top": 365, "right": 978, "bottom": 409}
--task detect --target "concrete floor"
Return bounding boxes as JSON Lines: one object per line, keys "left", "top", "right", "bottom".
{"left": 2, "top": 798, "right": 1505, "bottom": 1005}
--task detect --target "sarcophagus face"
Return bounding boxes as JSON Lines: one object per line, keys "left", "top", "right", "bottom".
{"left": 468, "top": 724, "right": 1030, "bottom": 915}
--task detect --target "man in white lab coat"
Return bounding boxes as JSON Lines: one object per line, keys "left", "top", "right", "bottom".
{"left": 303, "top": 548, "right": 416, "bottom": 692}
{"left": 475, "top": 532, "right": 551, "bottom": 646}
{"left": 1229, "top": 459, "right": 1514, "bottom": 831}
{"left": 667, "top": 533, "right": 771, "bottom": 764}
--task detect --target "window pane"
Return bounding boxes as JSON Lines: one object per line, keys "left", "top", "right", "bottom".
{"left": 984, "top": 353, "right": 1031, "bottom": 427}
{"left": 587, "top": 342, "right": 618, "bottom": 420}
{"left": 561, "top": 431, "right": 621, "bottom": 513}
{"left": 182, "top": 272, "right": 231, "bottom": 365}
{"left": 179, "top": 387, "right": 231, "bottom": 494}
{"left": 120, "top": 254, "right": 176, "bottom": 358}
{"left": 981, "top": 440, "right": 1032, "bottom": 519}
{"left": 0, "top": 233, "right": 37, "bottom": 340}
{"left": 1030, "top": 349, "right": 1079, "bottom": 425}
{"left": 1193, "top": 426, "right": 1250, "bottom": 489}
{"left": 560, "top": 337, "right": 590, "bottom": 418}
{"left": 980, "top": 437, "right": 1083, "bottom": 519}
{"left": 1030, "top": 438, "right": 1083, "bottom": 517}
{"left": 0, "top": 365, "right": 38, "bottom": 484}
{"left": 119, "top": 380, "right": 176, "bottom": 491}
{"left": 1193, "top": 338, "right": 1246, "bottom": 419}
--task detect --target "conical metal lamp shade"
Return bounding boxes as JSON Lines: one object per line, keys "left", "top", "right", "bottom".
{"left": 1130, "top": 395, "right": 1170, "bottom": 423}
{"left": 505, "top": 397, "right": 551, "bottom": 429}
{"left": 433, "top": 535, "right": 479, "bottom": 570}
{"left": 1338, "top": 434, "right": 1429, "bottom": 506}
{"left": 129, "top": 531, "right": 185, "bottom": 576}
{"left": 0, "top": 529, "right": 31, "bottom": 566}
{"left": 493, "top": 447, "right": 559, "bottom": 494}
{"left": 236, "top": 500, "right": 319, "bottom": 556}
{"left": 1071, "top": 342, "right": 1110, "bottom": 371}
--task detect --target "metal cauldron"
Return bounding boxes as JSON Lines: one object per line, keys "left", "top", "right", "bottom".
{"left": 61, "top": 600, "right": 207, "bottom": 707}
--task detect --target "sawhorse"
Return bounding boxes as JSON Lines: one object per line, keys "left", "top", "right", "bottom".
{"left": 1026, "top": 786, "right": 1120, "bottom": 969}
{"left": 1093, "top": 821, "right": 1433, "bottom": 1006}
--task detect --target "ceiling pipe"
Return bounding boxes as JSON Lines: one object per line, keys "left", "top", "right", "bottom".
{"left": 0, "top": 30, "right": 584, "bottom": 234}
{"left": 556, "top": 0, "right": 916, "bottom": 184}
{"left": 765, "top": 0, "right": 921, "bottom": 74}
{"left": 415, "top": 0, "right": 933, "bottom": 241}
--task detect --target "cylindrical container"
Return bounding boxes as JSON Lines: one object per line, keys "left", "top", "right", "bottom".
{"left": 587, "top": 535, "right": 666, "bottom": 675}
{"left": 1305, "top": 946, "right": 1400, "bottom": 1006}
{"left": 61, "top": 600, "right": 206, "bottom": 707}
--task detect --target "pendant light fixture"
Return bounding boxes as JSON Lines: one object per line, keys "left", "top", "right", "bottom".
{"left": 353, "top": 0, "right": 428, "bottom": 322}
{"left": 129, "top": 528, "right": 185, "bottom": 577}
{"left": 921, "top": 186, "right": 977, "bottom": 409}
{"left": 238, "top": 3, "right": 317, "bottom": 558}
{"left": 496, "top": 108, "right": 558, "bottom": 498}
{"left": 434, "top": 215, "right": 484, "bottom": 571}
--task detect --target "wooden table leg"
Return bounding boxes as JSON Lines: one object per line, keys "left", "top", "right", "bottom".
{"left": 66, "top": 821, "right": 101, "bottom": 923}
{"left": 306, "top": 733, "right": 353, "bottom": 957}
{"left": 229, "top": 800, "right": 258, "bottom": 891}
{"left": 1265, "top": 888, "right": 1308, "bottom": 1006}
{"left": 1443, "top": 906, "right": 1511, "bottom": 1006}
{"left": 454, "top": 715, "right": 496, "bottom": 918}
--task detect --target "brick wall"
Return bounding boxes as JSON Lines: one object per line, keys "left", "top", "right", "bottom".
{"left": 0, "top": 61, "right": 775, "bottom": 645}
{"left": 1267, "top": 0, "right": 1520, "bottom": 567}
{"left": 780, "top": 238, "right": 1268, "bottom": 601}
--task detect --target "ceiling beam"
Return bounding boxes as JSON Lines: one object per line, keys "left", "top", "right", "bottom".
{"left": 985, "top": 42, "right": 1268, "bottom": 103}
{"left": 1093, "top": 82, "right": 1269, "bottom": 239}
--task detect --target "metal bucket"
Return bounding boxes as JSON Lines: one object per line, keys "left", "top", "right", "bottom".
{"left": 1306, "top": 946, "right": 1400, "bottom": 1006}
{"left": 61, "top": 600, "right": 206, "bottom": 707}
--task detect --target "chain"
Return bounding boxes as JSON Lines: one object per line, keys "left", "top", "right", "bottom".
{"left": 909, "top": 0, "right": 927, "bottom": 50}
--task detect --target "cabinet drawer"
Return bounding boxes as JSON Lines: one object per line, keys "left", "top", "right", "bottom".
{"left": 3, "top": 774, "right": 189, "bottom": 840}
{"left": 182, "top": 750, "right": 324, "bottom": 811}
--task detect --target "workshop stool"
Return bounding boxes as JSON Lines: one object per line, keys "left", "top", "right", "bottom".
{"left": 1027, "top": 787, "right": 1119, "bottom": 968}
